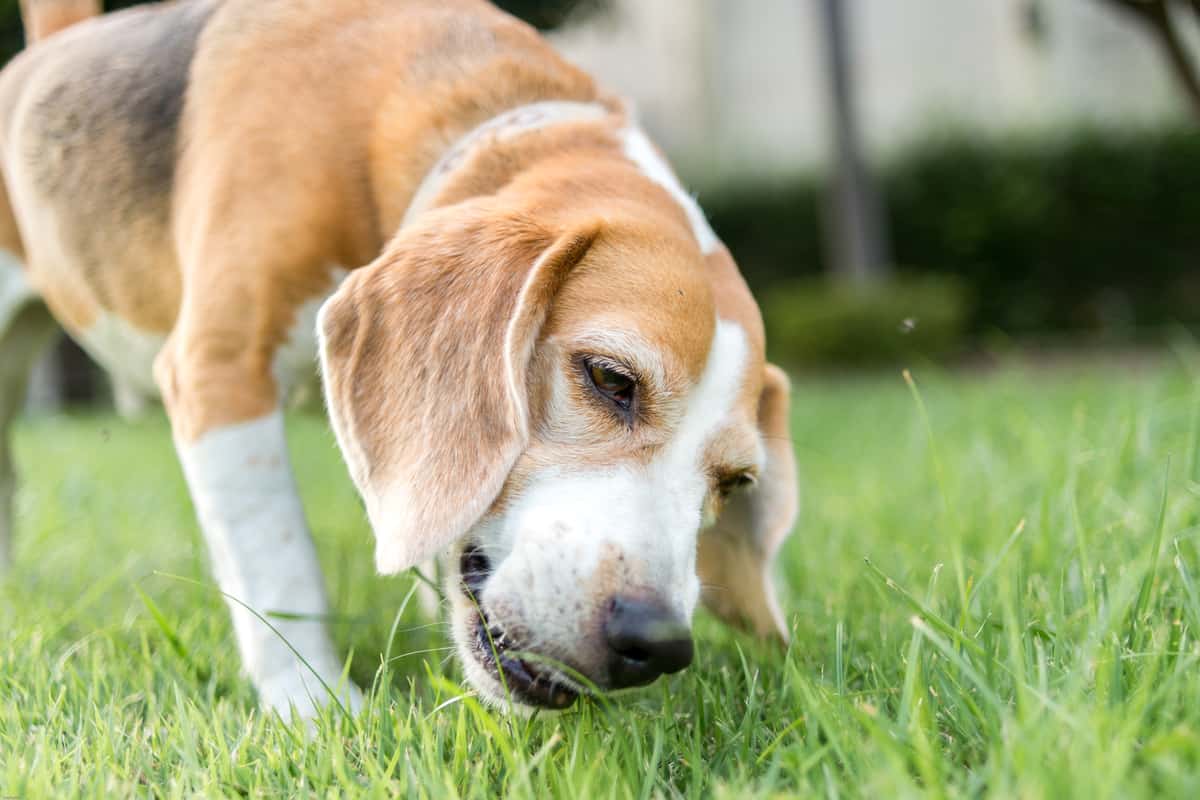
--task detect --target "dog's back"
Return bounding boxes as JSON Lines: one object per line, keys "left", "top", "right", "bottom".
{"left": 0, "top": 0, "right": 594, "bottom": 387}
{"left": 0, "top": 0, "right": 218, "bottom": 349}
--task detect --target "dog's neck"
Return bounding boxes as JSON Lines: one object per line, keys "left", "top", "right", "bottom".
{"left": 400, "top": 98, "right": 721, "bottom": 258}
{"left": 401, "top": 100, "right": 612, "bottom": 229}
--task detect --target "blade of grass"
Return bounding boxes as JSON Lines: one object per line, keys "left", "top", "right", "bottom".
{"left": 967, "top": 518, "right": 1026, "bottom": 607}
{"left": 134, "top": 585, "right": 212, "bottom": 684}
{"left": 863, "top": 557, "right": 984, "bottom": 659}
{"left": 903, "top": 369, "right": 971, "bottom": 648}
{"left": 153, "top": 571, "right": 353, "bottom": 719}
{"left": 1128, "top": 459, "right": 1172, "bottom": 648}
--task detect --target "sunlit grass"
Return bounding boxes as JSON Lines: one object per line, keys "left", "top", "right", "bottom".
{"left": 3, "top": 356, "right": 1200, "bottom": 797}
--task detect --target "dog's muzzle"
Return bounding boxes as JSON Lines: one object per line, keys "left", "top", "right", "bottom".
{"left": 459, "top": 545, "right": 695, "bottom": 708}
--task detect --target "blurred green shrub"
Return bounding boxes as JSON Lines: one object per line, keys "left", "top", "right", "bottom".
{"left": 707, "top": 126, "right": 1200, "bottom": 339}
{"left": 0, "top": 0, "right": 26, "bottom": 57}
{"left": 494, "top": 0, "right": 608, "bottom": 29}
{"left": 762, "top": 276, "right": 971, "bottom": 366}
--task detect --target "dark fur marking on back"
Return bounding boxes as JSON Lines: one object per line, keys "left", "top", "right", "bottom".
{"left": 26, "top": 0, "right": 215, "bottom": 217}
{"left": 21, "top": 0, "right": 216, "bottom": 300}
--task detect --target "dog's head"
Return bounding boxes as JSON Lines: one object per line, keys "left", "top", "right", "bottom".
{"left": 317, "top": 189, "right": 797, "bottom": 709}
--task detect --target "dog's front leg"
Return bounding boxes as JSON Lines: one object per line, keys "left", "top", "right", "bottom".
{"left": 156, "top": 319, "right": 363, "bottom": 721}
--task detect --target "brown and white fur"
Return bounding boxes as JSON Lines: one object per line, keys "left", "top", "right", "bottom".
{"left": 0, "top": 0, "right": 798, "bottom": 719}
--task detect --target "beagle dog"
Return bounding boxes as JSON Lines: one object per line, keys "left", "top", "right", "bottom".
{"left": 0, "top": 0, "right": 798, "bottom": 718}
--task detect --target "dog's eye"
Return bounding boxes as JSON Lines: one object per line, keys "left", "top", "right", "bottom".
{"left": 717, "top": 472, "right": 756, "bottom": 499}
{"left": 585, "top": 358, "right": 636, "bottom": 410}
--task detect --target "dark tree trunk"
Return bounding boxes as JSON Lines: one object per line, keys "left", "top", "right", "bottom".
{"left": 817, "top": 0, "right": 890, "bottom": 287}
{"left": 1101, "top": 0, "right": 1200, "bottom": 119}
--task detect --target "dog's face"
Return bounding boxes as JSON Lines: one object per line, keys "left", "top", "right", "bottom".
{"left": 318, "top": 196, "right": 797, "bottom": 709}
{"left": 450, "top": 232, "right": 768, "bottom": 708}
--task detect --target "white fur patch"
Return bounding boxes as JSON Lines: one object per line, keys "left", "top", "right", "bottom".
{"left": 76, "top": 313, "right": 165, "bottom": 396}
{"left": 0, "top": 250, "right": 34, "bottom": 335}
{"left": 620, "top": 126, "right": 720, "bottom": 254}
{"left": 659, "top": 320, "right": 751, "bottom": 477}
{"left": 177, "top": 411, "right": 361, "bottom": 719}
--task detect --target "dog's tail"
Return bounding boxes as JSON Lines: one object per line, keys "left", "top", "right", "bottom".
{"left": 19, "top": 0, "right": 102, "bottom": 45}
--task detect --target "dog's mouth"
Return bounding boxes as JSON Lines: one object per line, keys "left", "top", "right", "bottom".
{"left": 460, "top": 545, "right": 580, "bottom": 710}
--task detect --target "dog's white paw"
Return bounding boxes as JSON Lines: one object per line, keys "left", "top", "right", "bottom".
{"left": 257, "top": 667, "right": 365, "bottom": 723}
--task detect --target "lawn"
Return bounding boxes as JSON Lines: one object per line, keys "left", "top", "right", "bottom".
{"left": 2, "top": 357, "right": 1200, "bottom": 797}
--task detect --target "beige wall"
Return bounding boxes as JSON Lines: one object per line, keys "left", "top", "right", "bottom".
{"left": 551, "top": 0, "right": 1198, "bottom": 185}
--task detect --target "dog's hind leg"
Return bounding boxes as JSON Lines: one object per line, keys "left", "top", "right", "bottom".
{"left": 0, "top": 254, "right": 59, "bottom": 573}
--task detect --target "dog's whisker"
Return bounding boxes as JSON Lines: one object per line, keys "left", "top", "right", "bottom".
{"left": 385, "top": 646, "right": 457, "bottom": 665}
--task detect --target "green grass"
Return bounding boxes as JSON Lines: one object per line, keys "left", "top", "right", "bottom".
{"left": 3, "top": 358, "right": 1200, "bottom": 797}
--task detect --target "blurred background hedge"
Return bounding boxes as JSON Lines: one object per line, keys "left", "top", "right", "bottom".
{"left": 709, "top": 125, "right": 1200, "bottom": 363}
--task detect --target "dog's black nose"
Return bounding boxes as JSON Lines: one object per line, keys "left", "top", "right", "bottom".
{"left": 605, "top": 597, "right": 694, "bottom": 689}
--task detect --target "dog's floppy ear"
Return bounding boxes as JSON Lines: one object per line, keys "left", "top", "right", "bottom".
{"left": 318, "top": 203, "right": 599, "bottom": 573}
{"left": 698, "top": 364, "right": 798, "bottom": 641}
